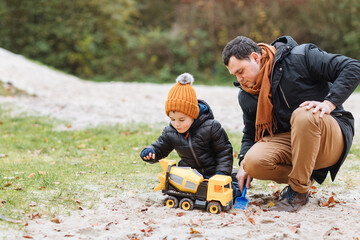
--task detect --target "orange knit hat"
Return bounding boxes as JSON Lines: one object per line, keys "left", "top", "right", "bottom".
{"left": 165, "top": 73, "right": 199, "bottom": 119}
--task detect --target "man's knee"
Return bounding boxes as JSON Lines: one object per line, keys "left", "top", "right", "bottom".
{"left": 243, "top": 152, "right": 267, "bottom": 178}
{"left": 291, "top": 107, "right": 319, "bottom": 127}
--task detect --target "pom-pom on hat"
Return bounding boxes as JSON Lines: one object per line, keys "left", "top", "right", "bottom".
{"left": 165, "top": 73, "right": 199, "bottom": 119}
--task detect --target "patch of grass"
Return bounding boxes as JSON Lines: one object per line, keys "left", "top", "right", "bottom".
{"left": 0, "top": 80, "right": 31, "bottom": 97}
{"left": 0, "top": 106, "right": 175, "bottom": 226}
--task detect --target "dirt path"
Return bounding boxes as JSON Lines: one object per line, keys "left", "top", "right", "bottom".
{"left": 1, "top": 48, "right": 360, "bottom": 240}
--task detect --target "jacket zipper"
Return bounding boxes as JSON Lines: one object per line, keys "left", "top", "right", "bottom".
{"left": 279, "top": 85, "right": 290, "bottom": 109}
{"left": 271, "top": 49, "right": 291, "bottom": 109}
{"left": 270, "top": 51, "right": 282, "bottom": 81}
{"left": 187, "top": 133, "right": 202, "bottom": 170}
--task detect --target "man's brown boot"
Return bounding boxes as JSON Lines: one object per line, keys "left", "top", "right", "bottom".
{"left": 269, "top": 185, "right": 309, "bottom": 212}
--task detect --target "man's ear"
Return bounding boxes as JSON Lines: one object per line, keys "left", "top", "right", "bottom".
{"left": 250, "top": 52, "right": 261, "bottom": 64}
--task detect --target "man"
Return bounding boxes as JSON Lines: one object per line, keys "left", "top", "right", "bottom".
{"left": 222, "top": 36, "right": 360, "bottom": 212}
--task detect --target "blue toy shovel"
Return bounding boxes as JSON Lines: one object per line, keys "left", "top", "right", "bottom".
{"left": 234, "top": 185, "right": 249, "bottom": 209}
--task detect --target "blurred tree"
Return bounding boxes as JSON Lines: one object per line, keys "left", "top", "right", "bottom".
{"left": 0, "top": 0, "right": 137, "bottom": 78}
{"left": 0, "top": 0, "right": 358, "bottom": 84}
{"left": 294, "top": 0, "right": 360, "bottom": 59}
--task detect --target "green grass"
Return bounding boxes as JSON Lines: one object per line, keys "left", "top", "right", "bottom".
{"left": 0, "top": 106, "right": 179, "bottom": 224}
{"left": 0, "top": 81, "right": 30, "bottom": 97}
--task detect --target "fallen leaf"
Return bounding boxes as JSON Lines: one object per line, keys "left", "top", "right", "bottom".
{"left": 23, "top": 236, "right": 33, "bottom": 239}
{"left": 221, "top": 211, "right": 225, "bottom": 218}
{"left": 139, "top": 208, "right": 148, "bottom": 212}
{"left": 28, "top": 173, "right": 35, "bottom": 178}
{"left": 31, "top": 148, "right": 44, "bottom": 157}
{"left": 176, "top": 212, "right": 185, "bottom": 217}
{"left": 309, "top": 186, "right": 318, "bottom": 195}
{"left": 248, "top": 231, "right": 251, "bottom": 238}
{"left": 288, "top": 225, "right": 298, "bottom": 233}
{"left": 30, "top": 213, "right": 41, "bottom": 220}
{"left": 191, "top": 218, "right": 202, "bottom": 226}
{"left": 190, "top": 228, "right": 201, "bottom": 234}
{"left": 269, "top": 201, "right": 275, "bottom": 208}
{"left": 4, "top": 182, "right": 12, "bottom": 187}
{"left": 274, "top": 216, "right": 280, "bottom": 218}
{"left": 64, "top": 235, "right": 74, "bottom": 237}
{"left": 247, "top": 217, "right": 255, "bottom": 225}
{"left": 78, "top": 144, "right": 86, "bottom": 149}
{"left": 50, "top": 217, "right": 60, "bottom": 224}
{"left": 105, "top": 222, "right": 113, "bottom": 230}
{"left": 272, "top": 190, "right": 280, "bottom": 198}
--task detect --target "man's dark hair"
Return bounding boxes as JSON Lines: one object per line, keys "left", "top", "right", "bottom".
{"left": 222, "top": 36, "right": 262, "bottom": 66}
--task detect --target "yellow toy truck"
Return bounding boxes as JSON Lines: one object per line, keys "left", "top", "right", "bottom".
{"left": 154, "top": 159, "right": 233, "bottom": 214}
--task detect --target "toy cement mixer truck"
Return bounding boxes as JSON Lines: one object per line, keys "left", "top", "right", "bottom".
{"left": 153, "top": 159, "right": 233, "bottom": 214}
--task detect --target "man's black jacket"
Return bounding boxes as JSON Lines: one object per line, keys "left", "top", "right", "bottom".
{"left": 142, "top": 99, "right": 233, "bottom": 176}
{"left": 236, "top": 36, "right": 360, "bottom": 184}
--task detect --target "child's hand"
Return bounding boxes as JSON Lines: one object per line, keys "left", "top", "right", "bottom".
{"left": 140, "top": 148, "right": 156, "bottom": 161}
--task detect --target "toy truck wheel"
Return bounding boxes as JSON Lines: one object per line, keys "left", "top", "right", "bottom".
{"left": 179, "top": 198, "right": 194, "bottom": 211}
{"left": 164, "top": 196, "right": 178, "bottom": 208}
{"left": 207, "top": 201, "right": 221, "bottom": 214}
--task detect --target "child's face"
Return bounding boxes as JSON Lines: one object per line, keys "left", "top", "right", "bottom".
{"left": 169, "top": 111, "right": 194, "bottom": 133}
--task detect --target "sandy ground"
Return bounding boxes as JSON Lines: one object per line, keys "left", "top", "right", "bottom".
{"left": 0, "top": 48, "right": 360, "bottom": 240}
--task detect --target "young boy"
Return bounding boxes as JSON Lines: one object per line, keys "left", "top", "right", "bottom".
{"left": 140, "top": 73, "right": 238, "bottom": 194}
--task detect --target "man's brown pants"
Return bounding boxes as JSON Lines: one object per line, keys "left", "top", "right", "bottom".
{"left": 243, "top": 107, "right": 344, "bottom": 193}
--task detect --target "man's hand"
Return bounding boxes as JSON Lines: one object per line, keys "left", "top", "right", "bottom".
{"left": 236, "top": 161, "right": 252, "bottom": 192}
{"left": 299, "top": 100, "right": 336, "bottom": 118}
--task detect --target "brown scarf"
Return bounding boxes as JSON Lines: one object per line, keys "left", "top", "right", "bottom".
{"left": 240, "top": 43, "right": 277, "bottom": 141}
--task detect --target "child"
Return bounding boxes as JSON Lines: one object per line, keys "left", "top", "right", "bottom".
{"left": 140, "top": 73, "right": 234, "bottom": 180}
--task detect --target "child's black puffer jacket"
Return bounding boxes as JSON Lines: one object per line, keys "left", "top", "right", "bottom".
{"left": 142, "top": 99, "right": 233, "bottom": 176}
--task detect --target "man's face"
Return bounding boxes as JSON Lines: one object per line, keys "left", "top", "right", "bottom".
{"left": 226, "top": 53, "right": 261, "bottom": 88}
